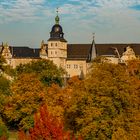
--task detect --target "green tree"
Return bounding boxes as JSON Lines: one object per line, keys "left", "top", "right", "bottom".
{"left": 65, "top": 61, "right": 140, "bottom": 140}
{"left": 15, "top": 59, "right": 65, "bottom": 86}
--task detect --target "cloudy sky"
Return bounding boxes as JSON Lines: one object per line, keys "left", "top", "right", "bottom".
{"left": 0, "top": 0, "right": 140, "bottom": 47}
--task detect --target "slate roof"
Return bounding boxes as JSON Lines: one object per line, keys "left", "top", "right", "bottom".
{"left": 67, "top": 44, "right": 91, "bottom": 60}
{"left": 2, "top": 43, "right": 140, "bottom": 60}
{"left": 67, "top": 43, "right": 140, "bottom": 60}
{"left": 96, "top": 44, "right": 140, "bottom": 56}
{"left": 9, "top": 46, "right": 40, "bottom": 58}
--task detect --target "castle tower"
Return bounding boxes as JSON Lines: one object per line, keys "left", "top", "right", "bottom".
{"left": 47, "top": 9, "right": 67, "bottom": 68}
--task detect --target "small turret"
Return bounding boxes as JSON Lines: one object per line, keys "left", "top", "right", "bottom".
{"left": 1, "top": 42, "right": 12, "bottom": 60}
{"left": 40, "top": 40, "right": 48, "bottom": 59}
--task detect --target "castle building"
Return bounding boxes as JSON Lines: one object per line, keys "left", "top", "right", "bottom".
{"left": 1, "top": 14, "right": 140, "bottom": 78}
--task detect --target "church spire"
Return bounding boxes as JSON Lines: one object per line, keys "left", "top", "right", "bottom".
{"left": 88, "top": 33, "right": 96, "bottom": 61}
{"left": 55, "top": 8, "right": 59, "bottom": 24}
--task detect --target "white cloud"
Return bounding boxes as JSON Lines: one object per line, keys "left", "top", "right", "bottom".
{"left": 59, "top": 0, "right": 140, "bottom": 43}
{"left": 0, "top": 0, "right": 46, "bottom": 23}
{"left": 0, "top": 0, "right": 140, "bottom": 44}
{"left": 1, "top": 0, "right": 140, "bottom": 24}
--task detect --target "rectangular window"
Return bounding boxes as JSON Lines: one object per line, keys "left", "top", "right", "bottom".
{"left": 74, "top": 64, "right": 78, "bottom": 69}
{"left": 67, "top": 64, "right": 70, "bottom": 69}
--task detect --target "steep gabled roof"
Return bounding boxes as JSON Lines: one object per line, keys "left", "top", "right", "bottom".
{"left": 9, "top": 46, "right": 40, "bottom": 58}
{"left": 67, "top": 43, "right": 140, "bottom": 61}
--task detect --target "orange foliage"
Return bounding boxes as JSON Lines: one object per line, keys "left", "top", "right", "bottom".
{"left": 3, "top": 73, "right": 46, "bottom": 130}
{"left": 127, "top": 59, "right": 140, "bottom": 76}
{"left": 0, "top": 136, "right": 7, "bottom": 140}
{"left": 67, "top": 76, "right": 81, "bottom": 87}
{"left": 18, "top": 105, "right": 82, "bottom": 140}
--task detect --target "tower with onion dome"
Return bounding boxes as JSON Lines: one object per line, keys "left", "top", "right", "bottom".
{"left": 47, "top": 9, "right": 67, "bottom": 68}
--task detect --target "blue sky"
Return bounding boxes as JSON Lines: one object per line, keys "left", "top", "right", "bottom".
{"left": 0, "top": 0, "right": 140, "bottom": 48}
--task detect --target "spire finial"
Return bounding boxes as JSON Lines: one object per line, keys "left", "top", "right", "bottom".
{"left": 4, "top": 42, "right": 9, "bottom": 48}
{"left": 55, "top": 7, "right": 60, "bottom": 24}
{"left": 93, "top": 33, "right": 95, "bottom": 40}
{"left": 56, "top": 7, "right": 59, "bottom": 15}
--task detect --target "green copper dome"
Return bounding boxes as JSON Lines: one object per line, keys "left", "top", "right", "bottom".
{"left": 55, "top": 15, "right": 59, "bottom": 24}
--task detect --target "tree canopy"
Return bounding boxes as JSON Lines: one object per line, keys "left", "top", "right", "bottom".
{"left": 0, "top": 58, "right": 140, "bottom": 140}
{"left": 3, "top": 73, "right": 46, "bottom": 130}
{"left": 15, "top": 59, "right": 65, "bottom": 86}
{"left": 64, "top": 61, "right": 140, "bottom": 140}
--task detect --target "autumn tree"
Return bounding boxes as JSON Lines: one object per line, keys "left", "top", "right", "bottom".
{"left": 3, "top": 73, "right": 46, "bottom": 130}
{"left": 18, "top": 105, "right": 82, "bottom": 140}
{"left": 127, "top": 59, "right": 140, "bottom": 78}
{"left": 0, "top": 55, "right": 6, "bottom": 72}
{"left": 65, "top": 61, "right": 140, "bottom": 140}
{"left": 0, "top": 55, "right": 14, "bottom": 76}
{"left": 67, "top": 76, "right": 82, "bottom": 87}
{"left": 0, "top": 76, "right": 11, "bottom": 131}
{"left": 15, "top": 59, "right": 65, "bottom": 86}
{"left": 0, "top": 117, "right": 8, "bottom": 140}
{"left": 0, "top": 76, "right": 10, "bottom": 95}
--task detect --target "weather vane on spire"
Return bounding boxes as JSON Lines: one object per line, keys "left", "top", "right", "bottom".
{"left": 56, "top": 7, "right": 59, "bottom": 15}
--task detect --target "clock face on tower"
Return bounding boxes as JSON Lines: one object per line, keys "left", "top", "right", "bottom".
{"left": 55, "top": 27, "right": 59, "bottom": 32}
